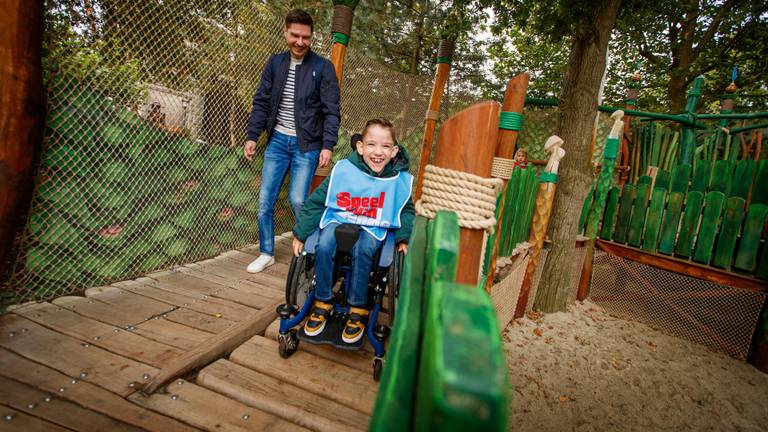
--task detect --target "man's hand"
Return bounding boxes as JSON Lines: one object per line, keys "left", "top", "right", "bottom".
{"left": 244, "top": 140, "right": 257, "bottom": 161}
{"left": 292, "top": 238, "right": 304, "bottom": 257}
{"left": 318, "top": 149, "right": 332, "bottom": 167}
{"left": 397, "top": 242, "right": 408, "bottom": 255}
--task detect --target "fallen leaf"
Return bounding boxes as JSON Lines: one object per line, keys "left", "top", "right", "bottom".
{"left": 558, "top": 395, "right": 572, "bottom": 403}
{"left": 533, "top": 327, "right": 543, "bottom": 337}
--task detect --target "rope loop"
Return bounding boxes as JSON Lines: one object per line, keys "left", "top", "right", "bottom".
{"left": 499, "top": 111, "right": 523, "bottom": 131}
{"left": 415, "top": 164, "right": 503, "bottom": 233}
{"left": 491, "top": 157, "right": 514, "bottom": 179}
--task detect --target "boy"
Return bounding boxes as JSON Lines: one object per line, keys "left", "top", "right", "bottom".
{"left": 292, "top": 118, "right": 415, "bottom": 344}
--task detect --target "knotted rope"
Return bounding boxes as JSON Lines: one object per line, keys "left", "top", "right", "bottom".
{"left": 415, "top": 164, "right": 503, "bottom": 233}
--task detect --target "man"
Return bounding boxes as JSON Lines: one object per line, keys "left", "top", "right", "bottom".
{"left": 243, "top": 9, "right": 340, "bottom": 273}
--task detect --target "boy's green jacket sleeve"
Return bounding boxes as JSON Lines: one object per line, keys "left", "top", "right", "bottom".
{"left": 293, "top": 177, "right": 330, "bottom": 241}
{"left": 395, "top": 198, "right": 415, "bottom": 243}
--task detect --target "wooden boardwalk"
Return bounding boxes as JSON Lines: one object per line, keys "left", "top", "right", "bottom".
{"left": 0, "top": 236, "right": 377, "bottom": 431}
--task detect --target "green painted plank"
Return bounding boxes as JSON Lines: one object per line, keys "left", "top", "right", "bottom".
{"left": 709, "top": 160, "right": 733, "bottom": 195}
{"left": 655, "top": 170, "right": 671, "bottom": 191}
{"left": 670, "top": 164, "right": 691, "bottom": 194}
{"left": 599, "top": 187, "right": 620, "bottom": 240}
{"left": 650, "top": 123, "right": 663, "bottom": 167}
{"left": 370, "top": 216, "right": 428, "bottom": 432}
{"left": 613, "top": 184, "right": 636, "bottom": 244}
{"left": 499, "top": 169, "right": 522, "bottom": 255}
{"left": 657, "top": 127, "right": 669, "bottom": 169}
{"left": 642, "top": 187, "right": 667, "bottom": 252}
{"left": 752, "top": 160, "right": 768, "bottom": 205}
{"left": 675, "top": 191, "right": 705, "bottom": 258}
{"left": 693, "top": 191, "right": 726, "bottom": 264}
{"left": 515, "top": 170, "right": 539, "bottom": 245}
{"left": 658, "top": 191, "right": 685, "bottom": 255}
{"left": 712, "top": 197, "right": 746, "bottom": 269}
{"left": 691, "top": 160, "right": 710, "bottom": 193}
{"left": 734, "top": 204, "right": 768, "bottom": 272}
{"left": 627, "top": 183, "right": 651, "bottom": 247}
{"left": 638, "top": 175, "right": 652, "bottom": 186}
{"left": 662, "top": 131, "right": 679, "bottom": 171}
{"left": 757, "top": 243, "right": 768, "bottom": 280}
{"left": 730, "top": 159, "right": 756, "bottom": 199}
{"left": 578, "top": 185, "right": 595, "bottom": 236}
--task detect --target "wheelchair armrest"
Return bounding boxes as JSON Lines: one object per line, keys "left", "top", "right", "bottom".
{"left": 304, "top": 229, "right": 320, "bottom": 254}
{"left": 377, "top": 231, "right": 396, "bottom": 268}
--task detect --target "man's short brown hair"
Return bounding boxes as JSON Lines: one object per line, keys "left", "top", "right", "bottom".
{"left": 285, "top": 9, "right": 313, "bottom": 32}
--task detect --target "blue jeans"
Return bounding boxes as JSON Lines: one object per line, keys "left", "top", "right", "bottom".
{"left": 314, "top": 223, "right": 383, "bottom": 307}
{"left": 258, "top": 131, "right": 319, "bottom": 255}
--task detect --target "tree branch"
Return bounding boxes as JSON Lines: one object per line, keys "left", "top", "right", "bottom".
{"left": 693, "top": 0, "right": 744, "bottom": 58}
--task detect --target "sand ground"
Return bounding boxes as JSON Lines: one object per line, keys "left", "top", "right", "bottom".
{"left": 503, "top": 301, "right": 768, "bottom": 432}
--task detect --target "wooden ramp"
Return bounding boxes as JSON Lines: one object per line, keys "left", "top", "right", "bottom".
{"left": 0, "top": 236, "right": 377, "bottom": 431}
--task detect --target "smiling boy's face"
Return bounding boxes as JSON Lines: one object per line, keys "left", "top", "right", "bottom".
{"left": 356, "top": 124, "right": 398, "bottom": 174}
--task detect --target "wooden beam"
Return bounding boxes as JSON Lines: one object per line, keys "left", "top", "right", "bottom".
{"left": 0, "top": 0, "right": 45, "bottom": 270}
{"left": 596, "top": 240, "right": 767, "bottom": 292}
{"left": 142, "top": 301, "right": 280, "bottom": 394}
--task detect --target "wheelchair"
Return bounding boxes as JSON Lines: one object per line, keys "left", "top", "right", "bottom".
{"left": 276, "top": 223, "right": 403, "bottom": 381}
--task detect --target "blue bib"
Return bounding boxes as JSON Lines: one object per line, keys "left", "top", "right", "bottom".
{"left": 320, "top": 159, "right": 413, "bottom": 240}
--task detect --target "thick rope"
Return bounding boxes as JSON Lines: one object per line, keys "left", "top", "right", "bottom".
{"left": 331, "top": 5, "right": 354, "bottom": 36}
{"left": 416, "top": 164, "right": 503, "bottom": 233}
{"left": 491, "top": 157, "right": 514, "bottom": 179}
{"left": 425, "top": 110, "right": 439, "bottom": 121}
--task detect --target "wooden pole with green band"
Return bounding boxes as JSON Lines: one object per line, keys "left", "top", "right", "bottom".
{"left": 516, "top": 137, "right": 565, "bottom": 318}
{"left": 482, "top": 73, "right": 529, "bottom": 292}
{"left": 414, "top": 38, "right": 455, "bottom": 201}
{"left": 311, "top": 1, "right": 359, "bottom": 191}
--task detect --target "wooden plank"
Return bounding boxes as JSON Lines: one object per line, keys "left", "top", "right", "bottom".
{"left": 670, "top": 164, "right": 691, "bottom": 194}
{"left": 230, "top": 336, "right": 377, "bottom": 415}
{"left": 0, "top": 406, "right": 72, "bottom": 432}
{"left": 691, "top": 159, "right": 710, "bottom": 193}
{"left": 752, "top": 160, "right": 768, "bottom": 205}
{"left": 264, "top": 319, "right": 371, "bottom": 373}
{"left": 675, "top": 191, "right": 704, "bottom": 258}
{"left": 709, "top": 160, "right": 733, "bottom": 195}
{"left": 658, "top": 191, "right": 684, "bottom": 255}
{"left": 654, "top": 169, "right": 671, "bottom": 191}
{"left": 84, "top": 285, "right": 175, "bottom": 320}
{"left": 198, "top": 360, "right": 367, "bottom": 432}
{"left": 0, "top": 375, "right": 141, "bottom": 431}
{"left": 627, "top": 183, "right": 650, "bottom": 247}
{"left": 147, "top": 271, "right": 275, "bottom": 309}
{"left": 731, "top": 159, "right": 756, "bottom": 199}
{"left": 713, "top": 197, "right": 746, "bottom": 269}
{"left": 11, "top": 302, "right": 181, "bottom": 367}
{"left": 599, "top": 186, "right": 620, "bottom": 240}
{"left": 163, "top": 308, "right": 235, "bottom": 334}
{"left": 0, "top": 315, "right": 156, "bottom": 396}
{"left": 114, "top": 279, "right": 257, "bottom": 323}
{"left": 0, "top": 349, "right": 195, "bottom": 432}
{"left": 142, "top": 301, "right": 279, "bottom": 394}
{"left": 130, "top": 379, "right": 306, "bottom": 432}
{"left": 51, "top": 295, "right": 212, "bottom": 349}
{"left": 734, "top": 204, "right": 768, "bottom": 272}
{"left": 642, "top": 187, "right": 666, "bottom": 252}
{"left": 173, "top": 265, "right": 285, "bottom": 297}
{"left": 693, "top": 191, "right": 726, "bottom": 264}
{"left": 637, "top": 175, "right": 652, "bottom": 186}
{"left": 596, "top": 240, "right": 767, "bottom": 291}
{"left": 612, "top": 184, "right": 635, "bottom": 243}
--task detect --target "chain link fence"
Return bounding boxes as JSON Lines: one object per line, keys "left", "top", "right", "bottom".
{"left": 4, "top": 0, "right": 477, "bottom": 307}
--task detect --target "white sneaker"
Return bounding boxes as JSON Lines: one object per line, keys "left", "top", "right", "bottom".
{"left": 246, "top": 255, "right": 275, "bottom": 273}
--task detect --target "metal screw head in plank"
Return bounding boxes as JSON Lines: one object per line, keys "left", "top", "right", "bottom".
{"left": 142, "top": 373, "right": 151, "bottom": 380}
{"left": 128, "top": 326, "right": 136, "bottom": 330}
{"left": 80, "top": 372, "right": 88, "bottom": 378}
{"left": 8, "top": 332, "right": 15, "bottom": 337}
{"left": 113, "top": 329, "right": 119, "bottom": 333}
{"left": 58, "top": 387, "right": 65, "bottom": 393}
{"left": 70, "top": 379, "right": 77, "bottom": 384}
{"left": 182, "top": 303, "right": 188, "bottom": 307}
{"left": 242, "top": 414, "right": 250, "bottom": 420}
{"left": 20, "top": 328, "right": 28, "bottom": 333}
{"left": 44, "top": 395, "right": 53, "bottom": 402}
{"left": 92, "top": 336, "right": 100, "bottom": 341}
{"left": 27, "top": 403, "right": 36, "bottom": 409}
{"left": 171, "top": 394, "right": 179, "bottom": 400}
{"left": 177, "top": 380, "right": 183, "bottom": 385}
{"left": 128, "top": 382, "right": 136, "bottom": 388}
{"left": 3, "top": 413, "right": 14, "bottom": 421}
{"left": 82, "top": 343, "right": 90, "bottom": 348}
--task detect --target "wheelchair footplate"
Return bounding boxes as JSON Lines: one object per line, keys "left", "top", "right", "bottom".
{"left": 296, "top": 313, "right": 366, "bottom": 351}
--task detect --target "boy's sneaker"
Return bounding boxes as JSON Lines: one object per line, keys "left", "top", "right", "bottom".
{"left": 246, "top": 255, "right": 274, "bottom": 273}
{"left": 342, "top": 307, "right": 369, "bottom": 344}
{"left": 304, "top": 301, "right": 333, "bottom": 336}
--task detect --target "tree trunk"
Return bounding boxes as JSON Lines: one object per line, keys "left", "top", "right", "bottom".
{"left": 533, "top": 0, "right": 622, "bottom": 313}
{"left": 0, "top": 0, "right": 44, "bottom": 279}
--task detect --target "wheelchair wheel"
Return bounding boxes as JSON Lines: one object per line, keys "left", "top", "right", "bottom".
{"left": 286, "top": 254, "right": 313, "bottom": 308}
{"left": 278, "top": 329, "right": 299, "bottom": 359}
{"left": 386, "top": 251, "right": 404, "bottom": 326}
{"left": 372, "top": 357, "right": 383, "bottom": 382}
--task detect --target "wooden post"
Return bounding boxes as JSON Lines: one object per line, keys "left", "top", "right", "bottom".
{"left": 0, "top": 0, "right": 44, "bottom": 272}
{"left": 432, "top": 102, "right": 500, "bottom": 285}
{"left": 679, "top": 76, "right": 704, "bottom": 165}
{"left": 618, "top": 72, "right": 641, "bottom": 186}
{"left": 515, "top": 137, "right": 565, "bottom": 318}
{"left": 483, "top": 73, "right": 529, "bottom": 291}
{"left": 310, "top": 2, "right": 359, "bottom": 191}
{"left": 414, "top": 39, "right": 455, "bottom": 201}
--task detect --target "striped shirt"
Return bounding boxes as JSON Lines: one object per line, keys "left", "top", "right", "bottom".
{"left": 274, "top": 57, "right": 302, "bottom": 136}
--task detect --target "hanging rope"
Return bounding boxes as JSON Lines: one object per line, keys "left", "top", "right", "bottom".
{"left": 415, "top": 164, "right": 503, "bottom": 233}
{"left": 491, "top": 157, "right": 514, "bottom": 179}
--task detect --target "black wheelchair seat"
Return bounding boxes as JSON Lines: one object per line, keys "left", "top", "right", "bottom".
{"left": 334, "top": 224, "right": 361, "bottom": 255}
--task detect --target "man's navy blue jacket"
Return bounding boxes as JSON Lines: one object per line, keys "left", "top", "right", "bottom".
{"left": 246, "top": 50, "right": 340, "bottom": 152}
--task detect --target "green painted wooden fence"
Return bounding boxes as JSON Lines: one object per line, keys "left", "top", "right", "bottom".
{"left": 370, "top": 211, "right": 509, "bottom": 431}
